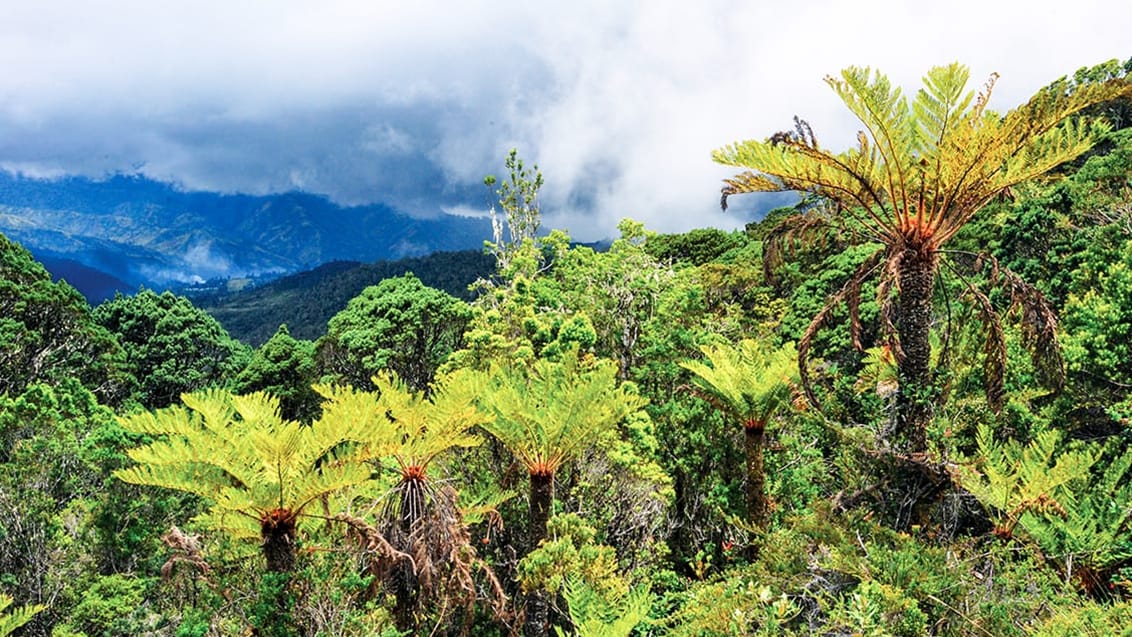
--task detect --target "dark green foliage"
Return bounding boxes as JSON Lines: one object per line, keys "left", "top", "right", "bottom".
{"left": 53, "top": 574, "right": 156, "bottom": 636}
{"left": 318, "top": 273, "right": 472, "bottom": 391}
{"left": 644, "top": 228, "right": 748, "bottom": 266}
{"left": 0, "top": 232, "right": 128, "bottom": 404}
{"left": 94, "top": 289, "right": 250, "bottom": 409}
{"left": 233, "top": 324, "right": 321, "bottom": 422}
{"left": 192, "top": 250, "right": 493, "bottom": 345}
{"left": 249, "top": 572, "right": 298, "bottom": 637}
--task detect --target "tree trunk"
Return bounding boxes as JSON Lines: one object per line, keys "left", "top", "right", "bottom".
{"left": 524, "top": 471, "right": 554, "bottom": 637}
{"left": 261, "top": 509, "right": 297, "bottom": 573}
{"left": 393, "top": 476, "right": 425, "bottom": 632}
{"left": 894, "top": 248, "right": 938, "bottom": 454}
{"left": 744, "top": 419, "right": 768, "bottom": 529}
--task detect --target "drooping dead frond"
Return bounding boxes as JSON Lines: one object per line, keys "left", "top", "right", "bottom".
{"left": 160, "top": 526, "right": 210, "bottom": 579}
{"left": 963, "top": 283, "right": 1008, "bottom": 414}
{"left": 995, "top": 268, "right": 1066, "bottom": 392}
{"left": 333, "top": 512, "right": 415, "bottom": 571}
{"left": 761, "top": 208, "right": 841, "bottom": 283}
{"left": 952, "top": 252, "right": 1067, "bottom": 393}
{"left": 797, "top": 247, "right": 886, "bottom": 409}
{"left": 876, "top": 255, "right": 902, "bottom": 360}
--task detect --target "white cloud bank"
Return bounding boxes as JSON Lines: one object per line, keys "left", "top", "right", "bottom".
{"left": 1, "top": 0, "right": 1129, "bottom": 240}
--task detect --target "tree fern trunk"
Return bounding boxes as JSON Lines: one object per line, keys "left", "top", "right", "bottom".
{"left": 744, "top": 420, "right": 768, "bottom": 529}
{"left": 393, "top": 476, "right": 425, "bottom": 632}
{"left": 261, "top": 510, "right": 297, "bottom": 573}
{"left": 895, "top": 248, "right": 937, "bottom": 454}
{"left": 525, "top": 471, "right": 554, "bottom": 637}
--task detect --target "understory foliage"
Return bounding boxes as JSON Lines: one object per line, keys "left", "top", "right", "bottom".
{"left": 3, "top": 60, "right": 1132, "bottom": 635}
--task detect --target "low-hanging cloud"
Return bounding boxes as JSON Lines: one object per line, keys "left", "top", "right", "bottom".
{"left": 1, "top": 0, "right": 1129, "bottom": 241}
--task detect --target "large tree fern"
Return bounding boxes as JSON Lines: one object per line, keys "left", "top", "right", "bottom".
{"left": 680, "top": 340, "right": 798, "bottom": 528}
{"left": 115, "top": 388, "right": 394, "bottom": 572}
{"left": 715, "top": 60, "right": 1132, "bottom": 452}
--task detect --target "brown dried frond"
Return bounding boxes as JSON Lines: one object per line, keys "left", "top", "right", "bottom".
{"left": 797, "top": 247, "right": 886, "bottom": 410}
{"left": 768, "top": 116, "right": 819, "bottom": 149}
{"left": 876, "top": 256, "right": 901, "bottom": 360}
{"left": 977, "top": 253, "right": 1066, "bottom": 392}
{"left": 362, "top": 481, "right": 511, "bottom": 630}
{"left": 962, "top": 284, "right": 1007, "bottom": 413}
{"left": 160, "top": 526, "right": 210, "bottom": 579}
{"left": 333, "top": 512, "right": 415, "bottom": 568}
{"left": 761, "top": 210, "right": 839, "bottom": 283}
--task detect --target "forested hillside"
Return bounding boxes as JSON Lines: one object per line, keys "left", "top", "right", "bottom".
{"left": 186, "top": 249, "right": 494, "bottom": 345}
{"left": 1, "top": 60, "right": 1132, "bottom": 636}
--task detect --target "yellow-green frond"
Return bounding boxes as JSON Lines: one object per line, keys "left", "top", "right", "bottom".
{"left": 484, "top": 354, "right": 646, "bottom": 475}
{"left": 681, "top": 340, "right": 799, "bottom": 426}
{"left": 368, "top": 368, "right": 490, "bottom": 472}
{"left": 115, "top": 387, "right": 392, "bottom": 543}
{"left": 0, "top": 593, "right": 45, "bottom": 637}
{"left": 716, "top": 61, "right": 1131, "bottom": 252}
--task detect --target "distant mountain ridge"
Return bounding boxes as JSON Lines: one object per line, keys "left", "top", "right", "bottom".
{"left": 188, "top": 250, "right": 495, "bottom": 346}
{"left": 0, "top": 171, "right": 492, "bottom": 301}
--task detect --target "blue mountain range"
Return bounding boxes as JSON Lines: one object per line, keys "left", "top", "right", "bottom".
{"left": 0, "top": 171, "right": 492, "bottom": 302}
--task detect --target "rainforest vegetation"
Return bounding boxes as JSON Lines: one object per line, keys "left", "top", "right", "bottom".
{"left": 2, "top": 60, "right": 1132, "bottom": 636}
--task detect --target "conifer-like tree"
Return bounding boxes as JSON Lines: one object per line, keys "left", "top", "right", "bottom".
{"left": 680, "top": 340, "right": 798, "bottom": 529}
{"left": 714, "top": 61, "right": 1132, "bottom": 453}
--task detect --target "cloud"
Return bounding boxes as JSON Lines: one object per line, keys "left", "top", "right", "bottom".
{"left": 1, "top": 0, "right": 1130, "bottom": 241}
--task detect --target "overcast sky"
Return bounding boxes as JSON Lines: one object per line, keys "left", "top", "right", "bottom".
{"left": 1, "top": 1, "right": 1129, "bottom": 240}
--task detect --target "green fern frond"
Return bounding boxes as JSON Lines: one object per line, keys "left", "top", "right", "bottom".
{"left": 484, "top": 352, "right": 647, "bottom": 475}
{"left": 680, "top": 340, "right": 799, "bottom": 427}
{"left": 370, "top": 367, "right": 490, "bottom": 473}
{"left": 1020, "top": 440, "right": 1132, "bottom": 571}
{"left": 556, "top": 577, "right": 652, "bottom": 637}
{"left": 0, "top": 593, "right": 45, "bottom": 637}
{"left": 114, "top": 386, "right": 398, "bottom": 564}
{"left": 954, "top": 426, "right": 1095, "bottom": 539}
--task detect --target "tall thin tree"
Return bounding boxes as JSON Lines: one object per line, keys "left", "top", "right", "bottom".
{"left": 482, "top": 352, "right": 647, "bottom": 637}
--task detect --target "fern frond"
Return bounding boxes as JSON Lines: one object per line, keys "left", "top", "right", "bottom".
{"left": 484, "top": 353, "right": 646, "bottom": 475}
{"left": 558, "top": 577, "right": 652, "bottom": 637}
{"left": 0, "top": 594, "right": 45, "bottom": 637}
{"left": 954, "top": 426, "right": 1094, "bottom": 539}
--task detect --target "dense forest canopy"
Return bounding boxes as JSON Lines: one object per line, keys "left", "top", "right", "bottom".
{"left": 0, "top": 60, "right": 1131, "bottom": 636}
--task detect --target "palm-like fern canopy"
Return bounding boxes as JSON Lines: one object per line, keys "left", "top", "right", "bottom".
{"left": 483, "top": 354, "right": 647, "bottom": 476}
{"left": 680, "top": 340, "right": 798, "bottom": 429}
{"left": 369, "top": 368, "right": 491, "bottom": 476}
{"left": 115, "top": 388, "right": 394, "bottom": 540}
{"left": 714, "top": 62, "right": 1129, "bottom": 252}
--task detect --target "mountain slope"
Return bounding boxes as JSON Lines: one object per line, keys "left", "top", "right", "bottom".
{"left": 0, "top": 171, "right": 492, "bottom": 298}
{"left": 187, "top": 249, "right": 495, "bottom": 345}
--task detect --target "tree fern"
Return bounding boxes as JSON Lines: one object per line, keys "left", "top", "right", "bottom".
{"left": 115, "top": 388, "right": 394, "bottom": 571}
{"left": 483, "top": 354, "right": 647, "bottom": 481}
{"left": 483, "top": 351, "right": 647, "bottom": 637}
{"left": 955, "top": 427, "right": 1132, "bottom": 591}
{"left": 680, "top": 340, "right": 798, "bottom": 528}
{"left": 714, "top": 61, "right": 1131, "bottom": 452}
{"left": 365, "top": 368, "right": 499, "bottom": 632}
{"left": 0, "top": 594, "right": 44, "bottom": 637}
{"left": 954, "top": 425, "right": 1094, "bottom": 541}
